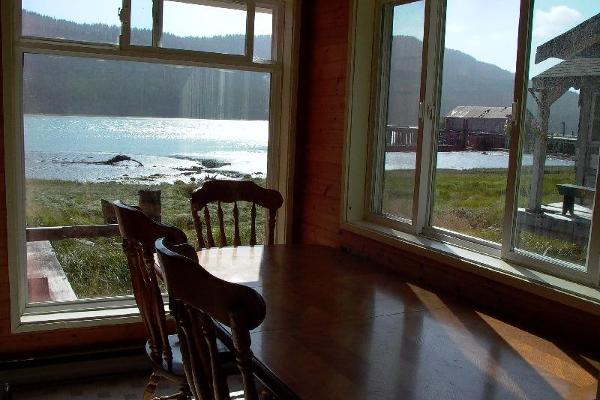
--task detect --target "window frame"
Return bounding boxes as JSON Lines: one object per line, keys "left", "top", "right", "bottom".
{"left": 2, "top": 0, "right": 300, "bottom": 332}
{"left": 343, "top": 0, "right": 600, "bottom": 291}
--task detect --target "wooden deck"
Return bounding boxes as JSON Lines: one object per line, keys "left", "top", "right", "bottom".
{"left": 26, "top": 241, "right": 76, "bottom": 302}
{"left": 517, "top": 202, "right": 592, "bottom": 246}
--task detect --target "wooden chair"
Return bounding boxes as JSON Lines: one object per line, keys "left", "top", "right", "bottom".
{"left": 155, "top": 237, "right": 267, "bottom": 400}
{"left": 113, "top": 200, "right": 191, "bottom": 400}
{"left": 190, "top": 180, "right": 283, "bottom": 249}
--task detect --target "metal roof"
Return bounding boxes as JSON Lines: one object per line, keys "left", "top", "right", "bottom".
{"left": 446, "top": 106, "right": 512, "bottom": 119}
{"left": 533, "top": 58, "right": 600, "bottom": 80}
{"left": 535, "top": 13, "right": 600, "bottom": 63}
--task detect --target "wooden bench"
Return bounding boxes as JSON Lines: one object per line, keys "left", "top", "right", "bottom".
{"left": 556, "top": 184, "right": 595, "bottom": 215}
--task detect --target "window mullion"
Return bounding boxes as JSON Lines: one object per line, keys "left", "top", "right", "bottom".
{"left": 271, "top": 2, "right": 281, "bottom": 62}
{"left": 119, "top": 0, "right": 132, "bottom": 47}
{"left": 370, "top": 4, "right": 394, "bottom": 216}
{"left": 13, "top": 0, "right": 23, "bottom": 41}
{"left": 245, "top": 1, "right": 256, "bottom": 60}
{"left": 586, "top": 159, "right": 600, "bottom": 286}
{"left": 501, "top": 0, "right": 533, "bottom": 259}
{"left": 413, "top": 0, "right": 443, "bottom": 234}
{"left": 152, "top": 0, "right": 164, "bottom": 47}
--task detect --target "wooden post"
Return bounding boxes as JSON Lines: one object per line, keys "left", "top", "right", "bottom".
{"left": 138, "top": 189, "right": 161, "bottom": 222}
{"left": 101, "top": 199, "right": 117, "bottom": 223}
{"left": 576, "top": 88, "right": 591, "bottom": 187}
{"left": 528, "top": 91, "right": 549, "bottom": 213}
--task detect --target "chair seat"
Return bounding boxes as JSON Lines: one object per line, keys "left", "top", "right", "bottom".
{"left": 145, "top": 334, "right": 234, "bottom": 378}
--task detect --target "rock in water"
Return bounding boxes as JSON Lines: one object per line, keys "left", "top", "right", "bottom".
{"left": 103, "top": 155, "right": 143, "bottom": 166}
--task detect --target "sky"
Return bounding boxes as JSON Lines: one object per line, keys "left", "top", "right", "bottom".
{"left": 23, "top": 0, "right": 598, "bottom": 77}
{"left": 21, "top": 0, "right": 273, "bottom": 37}
{"left": 393, "top": 0, "right": 598, "bottom": 77}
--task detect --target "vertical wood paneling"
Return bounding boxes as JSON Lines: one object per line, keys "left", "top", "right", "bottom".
{"left": 293, "top": 0, "right": 350, "bottom": 245}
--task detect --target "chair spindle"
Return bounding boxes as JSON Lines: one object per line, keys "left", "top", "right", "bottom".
{"left": 192, "top": 206, "right": 206, "bottom": 249}
{"left": 233, "top": 202, "right": 241, "bottom": 246}
{"left": 268, "top": 209, "right": 277, "bottom": 245}
{"left": 250, "top": 203, "right": 257, "bottom": 246}
{"left": 217, "top": 201, "right": 227, "bottom": 247}
{"left": 204, "top": 207, "right": 215, "bottom": 248}
{"left": 190, "top": 180, "right": 283, "bottom": 250}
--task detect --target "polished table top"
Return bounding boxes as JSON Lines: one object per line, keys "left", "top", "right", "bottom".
{"left": 197, "top": 245, "right": 598, "bottom": 400}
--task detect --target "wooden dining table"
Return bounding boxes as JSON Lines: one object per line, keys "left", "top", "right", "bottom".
{"left": 197, "top": 244, "right": 598, "bottom": 400}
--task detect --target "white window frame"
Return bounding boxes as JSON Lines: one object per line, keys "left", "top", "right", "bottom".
{"left": 343, "top": 0, "right": 600, "bottom": 296}
{"left": 2, "top": 0, "right": 300, "bottom": 332}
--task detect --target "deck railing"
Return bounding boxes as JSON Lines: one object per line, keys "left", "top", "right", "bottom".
{"left": 385, "top": 125, "right": 418, "bottom": 151}
{"left": 26, "top": 189, "right": 161, "bottom": 242}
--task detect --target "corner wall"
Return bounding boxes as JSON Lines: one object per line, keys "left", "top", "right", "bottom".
{"left": 291, "top": 0, "right": 599, "bottom": 355}
{"left": 293, "top": 0, "right": 349, "bottom": 246}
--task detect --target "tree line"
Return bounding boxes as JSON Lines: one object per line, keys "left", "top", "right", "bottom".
{"left": 22, "top": 10, "right": 271, "bottom": 120}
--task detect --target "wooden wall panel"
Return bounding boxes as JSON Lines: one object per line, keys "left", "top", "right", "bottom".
{"left": 293, "top": 0, "right": 349, "bottom": 246}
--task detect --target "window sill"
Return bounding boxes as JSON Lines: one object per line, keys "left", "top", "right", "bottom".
{"left": 341, "top": 220, "right": 600, "bottom": 316}
{"left": 13, "top": 296, "right": 152, "bottom": 333}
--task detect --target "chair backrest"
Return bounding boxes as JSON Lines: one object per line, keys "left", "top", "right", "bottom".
{"left": 113, "top": 200, "right": 189, "bottom": 370}
{"left": 190, "top": 180, "right": 283, "bottom": 249}
{"left": 155, "top": 238, "right": 266, "bottom": 400}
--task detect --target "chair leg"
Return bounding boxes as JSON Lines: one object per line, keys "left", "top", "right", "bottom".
{"left": 144, "top": 372, "right": 161, "bottom": 400}
{"left": 260, "top": 388, "right": 275, "bottom": 400}
{"left": 150, "top": 381, "right": 190, "bottom": 400}
{"left": 178, "top": 381, "right": 191, "bottom": 399}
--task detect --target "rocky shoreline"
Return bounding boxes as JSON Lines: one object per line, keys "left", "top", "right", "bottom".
{"left": 27, "top": 151, "right": 267, "bottom": 184}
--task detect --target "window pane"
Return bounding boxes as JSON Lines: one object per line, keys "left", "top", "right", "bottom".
{"left": 162, "top": 0, "right": 246, "bottom": 54}
{"left": 131, "top": 0, "right": 153, "bottom": 46}
{"left": 254, "top": 6, "right": 274, "bottom": 61}
{"left": 22, "top": 0, "right": 122, "bottom": 44}
{"left": 24, "top": 53, "right": 270, "bottom": 302}
{"left": 430, "top": 0, "right": 520, "bottom": 243}
{"left": 378, "top": 1, "right": 425, "bottom": 220}
{"left": 514, "top": 2, "right": 600, "bottom": 268}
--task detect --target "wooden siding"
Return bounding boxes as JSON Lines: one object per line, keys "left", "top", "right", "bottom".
{"left": 293, "top": 0, "right": 349, "bottom": 246}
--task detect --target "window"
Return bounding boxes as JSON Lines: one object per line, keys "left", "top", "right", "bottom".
{"left": 162, "top": 1, "right": 247, "bottom": 54}
{"left": 373, "top": 1, "right": 425, "bottom": 221}
{"left": 2, "top": 0, "right": 298, "bottom": 329}
{"left": 345, "top": 0, "right": 600, "bottom": 290}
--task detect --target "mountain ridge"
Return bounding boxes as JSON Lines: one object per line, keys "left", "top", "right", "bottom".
{"left": 388, "top": 35, "right": 579, "bottom": 134}
{"left": 21, "top": 10, "right": 578, "bottom": 133}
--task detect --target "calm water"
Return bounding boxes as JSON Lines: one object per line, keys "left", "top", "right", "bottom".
{"left": 25, "top": 114, "right": 268, "bottom": 183}
{"left": 386, "top": 151, "right": 574, "bottom": 170}
{"left": 24, "top": 114, "right": 574, "bottom": 183}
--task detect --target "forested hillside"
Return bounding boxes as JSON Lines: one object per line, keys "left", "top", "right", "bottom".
{"left": 22, "top": 11, "right": 579, "bottom": 132}
{"left": 22, "top": 11, "right": 271, "bottom": 120}
{"left": 388, "top": 36, "right": 579, "bottom": 135}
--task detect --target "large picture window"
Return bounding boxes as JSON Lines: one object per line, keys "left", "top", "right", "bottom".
{"left": 347, "top": 0, "right": 600, "bottom": 290}
{"left": 2, "top": 0, "right": 296, "bottom": 328}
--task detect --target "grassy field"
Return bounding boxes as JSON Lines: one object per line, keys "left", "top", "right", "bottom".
{"left": 27, "top": 166, "right": 587, "bottom": 299}
{"left": 26, "top": 178, "right": 266, "bottom": 298}
{"left": 383, "top": 166, "right": 586, "bottom": 264}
